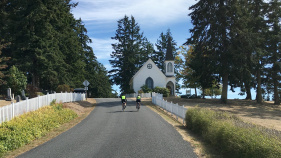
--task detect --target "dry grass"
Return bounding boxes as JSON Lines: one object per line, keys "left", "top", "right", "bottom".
{"left": 143, "top": 97, "right": 281, "bottom": 158}
{"left": 165, "top": 98, "right": 281, "bottom": 131}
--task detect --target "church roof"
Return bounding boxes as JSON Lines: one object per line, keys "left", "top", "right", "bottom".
{"left": 165, "top": 37, "right": 174, "bottom": 61}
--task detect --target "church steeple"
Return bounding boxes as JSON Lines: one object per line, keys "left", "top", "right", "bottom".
{"left": 165, "top": 37, "right": 174, "bottom": 61}
{"left": 164, "top": 37, "right": 175, "bottom": 77}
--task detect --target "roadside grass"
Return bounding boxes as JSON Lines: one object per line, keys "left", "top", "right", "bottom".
{"left": 185, "top": 107, "right": 281, "bottom": 158}
{"left": 0, "top": 102, "right": 77, "bottom": 157}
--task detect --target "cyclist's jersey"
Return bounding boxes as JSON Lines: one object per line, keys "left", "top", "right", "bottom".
{"left": 121, "top": 96, "right": 126, "bottom": 103}
{"left": 136, "top": 96, "right": 141, "bottom": 102}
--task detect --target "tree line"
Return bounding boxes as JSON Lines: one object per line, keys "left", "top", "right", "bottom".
{"left": 110, "top": 0, "right": 280, "bottom": 105}
{"left": 0, "top": 0, "right": 113, "bottom": 98}
{"left": 185, "top": 0, "right": 281, "bottom": 104}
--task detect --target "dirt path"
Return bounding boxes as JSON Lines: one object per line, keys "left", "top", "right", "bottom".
{"left": 165, "top": 98, "right": 281, "bottom": 131}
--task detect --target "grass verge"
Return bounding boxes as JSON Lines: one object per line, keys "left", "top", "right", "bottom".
{"left": 185, "top": 107, "right": 281, "bottom": 158}
{"left": 0, "top": 102, "right": 77, "bottom": 157}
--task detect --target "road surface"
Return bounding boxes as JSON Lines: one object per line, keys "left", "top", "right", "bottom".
{"left": 18, "top": 98, "right": 197, "bottom": 158}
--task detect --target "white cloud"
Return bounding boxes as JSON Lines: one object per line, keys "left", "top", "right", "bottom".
{"left": 90, "top": 38, "right": 114, "bottom": 60}
{"left": 103, "top": 63, "right": 114, "bottom": 72}
{"left": 72, "top": 0, "right": 195, "bottom": 27}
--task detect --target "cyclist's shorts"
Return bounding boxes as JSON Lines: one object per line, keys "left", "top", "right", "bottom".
{"left": 136, "top": 99, "right": 141, "bottom": 102}
{"left": 122, "top": 99, "right": 126, "bottom": 103}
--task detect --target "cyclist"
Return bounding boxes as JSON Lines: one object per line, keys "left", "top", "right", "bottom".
{"left": 121, "top": 94, "right": 127, "bottom": 109}
{"left": 136, "top": 94, "right": 141, "bottom": 109}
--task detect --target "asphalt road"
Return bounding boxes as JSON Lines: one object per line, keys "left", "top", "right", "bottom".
{"left": 18, "top": 98, "right": 197, "bottom": 158}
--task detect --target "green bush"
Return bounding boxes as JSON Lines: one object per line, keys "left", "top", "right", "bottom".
{"left": 25, "top": 84, "right": 41, "bottom": 98}
{"left": 140, "top": 85, "right": 152, "bottom": 93}
{"left": 0, "top": 103, "right": 77, "bottom": 156}
{"left": 153, "top": 86, "right": 170, "bottom": 97}
{"left": 185, "top": 108, "right": 281, "bottom": 158}
{"left": 56, "top": 84, "right": 71, "bottom": 93}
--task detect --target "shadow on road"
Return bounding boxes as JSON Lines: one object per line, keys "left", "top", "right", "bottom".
{"left": 107, "top": 110, "right": 139, "bottom": 113}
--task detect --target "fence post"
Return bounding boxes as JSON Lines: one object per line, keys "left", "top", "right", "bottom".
{"left": 5, "top": 106, "right": 8, "bottom": 122}
{"left": 171, "top": 102, "right": 173, "bottom": 116}
{"left": 183, "top": 105, "right": 185, "bottom": 124}
{"left": 1, "top": 107, "right": 4, "bottom": 124}
{"left": 176, "top": 103, "right": 179, "bottom": 120}
{"left": 38, "top": 95, "right": 40, "bottom": 110}
{"left": 0, "top": 108, "right": 1, "bottom": 124}
{"left": 12, "top": 102, "right": 15, "bottom": 119}
{"left": 54, "top": 92, "right": 56, "bottom": 103}
{"left": 26, "top": 97, "right": 29, "bottom": 113}
{"left": 47, "top": 93, "right": 49, "bottom": 105}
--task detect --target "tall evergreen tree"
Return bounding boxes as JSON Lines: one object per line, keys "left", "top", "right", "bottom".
{"left": 0, "top": 41, "right": 10, "bottom": 87}
{"left": 1, "top": 0, "right": 112, "bottom": 97}
{"left": 3, "top": 0, "right": 67, "bottom": 89}
{"left": 249, "top": 0, "right": 268, "bottom": 103}
{"left": 187, "top": 0, "right": 233, "bottom": 103}
{"left": 153, "top": 29, "right": 177, "bottom": 72}
{"left": 109, "top": 15, "right": 146, "bottom": 93}
{"left": 265, "top": 0, "right": 281, "bottom": 104}
{"left": 228, "top": 0, "right": 255, "bottom": 100}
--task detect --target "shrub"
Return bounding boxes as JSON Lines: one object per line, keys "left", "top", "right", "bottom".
{"left": 0, "top": 103, "right": 77, "bottom": 156}
{"left": 56, "top": 84, "right": 71, "bottom": 93}
{"left": 185, "top": 108, "right": 281, "bottom": 158}
{"left": 153, "top": 86, "right": 170, "bottom": 97}
{"left": 25, "top": 84, "right": 41, "bottom": 98}
{"left": 140, "top": 85, "right": 152, "bottom": 93}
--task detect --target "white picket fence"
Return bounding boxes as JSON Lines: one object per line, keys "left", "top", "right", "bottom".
{"left": 152, "top": 92, "right": 187, "bottom": 124}
{"left": 125, "top": 92, "right": 152, "bottom": 98}
{"left": 0, "top": 92, "right": 85, "bottom": 124}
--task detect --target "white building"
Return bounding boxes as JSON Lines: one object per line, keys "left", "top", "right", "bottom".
{"left": 129, "top": 39, "right": 176, "bottom": 96}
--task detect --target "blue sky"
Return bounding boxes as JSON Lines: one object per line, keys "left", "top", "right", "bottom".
{"left": 71, "top": 0, "right": 258, "bottom": 99}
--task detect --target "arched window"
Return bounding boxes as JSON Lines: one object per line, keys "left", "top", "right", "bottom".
{"left": 167, "top": 62, "right": 173, "bottom": 72}
{"left": 145, "top": 77, "right": 154, "bottom": 89}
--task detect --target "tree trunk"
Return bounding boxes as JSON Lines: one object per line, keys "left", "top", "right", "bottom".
{"left": 256, "top": 68, "right": 262, "bottom": 104}
{"left": 245, "top": 81, "right": 252, "bottom": 100}
{"left": 221, "top": 73, "right": 228, "bottom": 104}
{"left": 32, "top": 74, "right": 40, "bottom": 88}
{"left": 273, "top": 66, "right": 280, "bottom": 105}
{"left": 273, "top": 79, "right": 280, "bottom": 105}
{"left": 195, "top": 87, "right": 197, "bottom": 96}
{"left": 202, "top": 88, "right": 205, "bottom": 99}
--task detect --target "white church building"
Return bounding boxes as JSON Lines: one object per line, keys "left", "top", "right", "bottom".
{"left": 129, "top": 39, "right": 176, "bottom": 96}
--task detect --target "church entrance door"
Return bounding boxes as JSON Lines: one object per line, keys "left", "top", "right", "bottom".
{"left": 166, "top": 81, "right": 174, "bottom": 96}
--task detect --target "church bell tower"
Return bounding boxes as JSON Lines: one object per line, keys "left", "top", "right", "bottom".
{"left": 164, "top": 37, "right": 174, "bottom": 77}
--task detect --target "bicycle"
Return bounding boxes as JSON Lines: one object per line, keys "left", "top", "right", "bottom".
{"left": 122, "top": 102, "right": 126, "bottom": 111}
{"left": 136, "top": 102, "right": 140, "bottom": 111}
